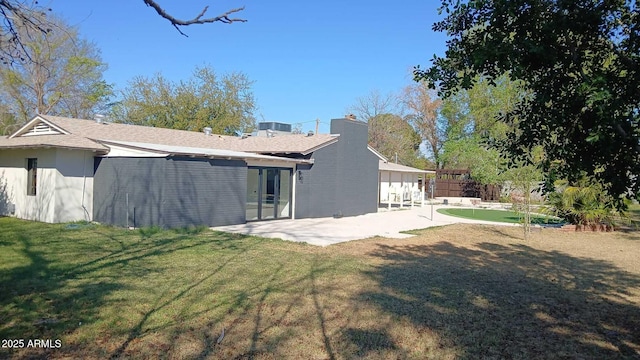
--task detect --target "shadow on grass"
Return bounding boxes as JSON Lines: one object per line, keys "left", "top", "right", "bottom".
{"left": 0, "top": 219, "right": 252, "bottom": 359}
{"left": 108, "top": 234, "right": 266, "bottom": 359}
{"left": 359, "top": 241, "right": 640, "bottom": 358}
{"left": 486, "top": 226, "right": 524, "bottom": 240}
{"left": 223, "top": 256, "right": 343, "bottom": 360}
{"left": 400, "top": 225, "right": 448, "bottom": 236}
{"left": 343, "top": 328, "right": 397, "bottom": 357}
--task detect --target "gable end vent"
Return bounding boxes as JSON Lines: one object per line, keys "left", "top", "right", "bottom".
{"left": 22, "top": 121, "right": 63, "bottom": 136}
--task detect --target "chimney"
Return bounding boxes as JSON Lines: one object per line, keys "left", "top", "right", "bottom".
{"left": 203, "top": 127, "right": 212, "bottom": 136}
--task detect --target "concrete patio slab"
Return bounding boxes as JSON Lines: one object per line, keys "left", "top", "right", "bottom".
{"left": 212, "top": 205, "right": 518, "bottom": 246}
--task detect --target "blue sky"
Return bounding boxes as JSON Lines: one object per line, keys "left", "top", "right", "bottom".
{"left": 51, "top": 1, "right": 448, "bottom": 134}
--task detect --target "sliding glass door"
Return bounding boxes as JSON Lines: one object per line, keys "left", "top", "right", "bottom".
{"left": 246, "top": 167, "right": 292, "bottom": 221}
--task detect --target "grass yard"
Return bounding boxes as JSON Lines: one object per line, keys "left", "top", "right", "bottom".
{"left": 1, "top": 218, "right": 639, "bottom": 359}
{"left": 437, "top": 207, "right": 563, "bottom": 224}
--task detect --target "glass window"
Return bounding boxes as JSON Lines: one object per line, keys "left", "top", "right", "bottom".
{"left": 278, "top": 169, "right": 291, "bottom": 218}
{"left": 246, "top": 167, "right": 292, "bottom": 221}
{"left": 246, "top": 168, "right": 260, "bottom": 220}
{"left": 27, "top": 158, "right": 37, "bottom": 196}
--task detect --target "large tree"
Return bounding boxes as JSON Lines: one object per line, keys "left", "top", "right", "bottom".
{"left": 439, "top": 74, "right": 523, "bottom": 147}
{"left": 347, "top": 89, "right": 399, "bottom": 122}
{"left": 0, "top": 105, "right": 18, "bottom": 135}
{"left": 113, "top": 65, "right": 256, "bottom": 135}
{"left": 0, "top": 1, "right": 246, "bottom": 64}
{"left": 0, "top": 14, "right": 111, "bottom": 123}
{"left": 401, "top": 82, "right": 444, "bottom": 167}
{"left": 440, "top": 136, "right": 505, "bottom": 185}
{"left": 416, "top": 0, "right": 640, "bottom": 207}
{"left": 348, "top": 90, "right": 430, "bottom": 168}
{"left": 368, "top": 113, "right": 424, "bottom": 167}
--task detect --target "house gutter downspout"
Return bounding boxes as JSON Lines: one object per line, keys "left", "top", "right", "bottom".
{"left": 292, "top": 165, "right": 297, "bottom": 219}
{"left": 81, "top": 151, "right": 90, "bottom": 221}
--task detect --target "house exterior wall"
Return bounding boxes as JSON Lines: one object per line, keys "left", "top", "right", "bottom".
{"left": 0, "top": 148, "right": 57, "bottom": 222}
{"left": 331, "top": 119, "right": 379, "bottom": 215}
{"left": 0, "top": 148, "right": 92, "bottom": 223}
{"left": 161, "top": 157, "right": 246, "bottom": 228}
{"left": 294, "top": 144, "right": 338, "bottom": 218}
{"left": 93, "top": 156, "right": 246, "bottom": 228}
{"left": 295, "top": 119, "right": 379, "bottom": 218}
{"left": 93, "top": 157, "right": 164, "bottom": 227}
{"left": 54, "top": 150, "right": 94, "bottom": 222}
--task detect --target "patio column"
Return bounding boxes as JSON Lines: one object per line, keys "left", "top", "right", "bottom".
{"left": 421, "top": 174, "right": 425, "bottom": 207}
{"left": 399, "top": 173, "right": 404, "bottom": 209}
{"left": 411, "top": 173, "right": 415, "bottom": 209}
{"left": 388, "top": 171, "right": 391, "bottom": 210}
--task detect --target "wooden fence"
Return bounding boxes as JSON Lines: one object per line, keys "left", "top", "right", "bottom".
{"left": 435, "top": 169, "right": 501, "bottom": 201}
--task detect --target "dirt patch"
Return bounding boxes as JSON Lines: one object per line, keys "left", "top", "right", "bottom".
{"left": 334, "top": 224, "right": 640, "bottom": 273}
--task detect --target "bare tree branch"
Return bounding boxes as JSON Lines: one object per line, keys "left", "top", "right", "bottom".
{"left": 0, "top": 0, "right": 52, "bottom": 65}
{"left": 142, "top": 0, "right": 246, "bottom": 37}
{"left": 0, "top": 1, "right": 247, "bottom": 65}
{"left": 347, "top": 89, "right": 400, "bottom": 123}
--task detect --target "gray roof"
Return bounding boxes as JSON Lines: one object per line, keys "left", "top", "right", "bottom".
{"left": 379, "top": 160, "right": 435, "bottom": 174}
{"left": 0, "top": 115, "right": 338, "bottom": 155}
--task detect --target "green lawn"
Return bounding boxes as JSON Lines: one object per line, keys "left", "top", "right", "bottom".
{"left": 1, "top": 217, "right": 639, "bottom": 359}
{"left": 437, "top": 208, "right": 562, "bottom": 224}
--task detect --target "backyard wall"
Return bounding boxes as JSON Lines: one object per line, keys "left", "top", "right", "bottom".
{"left": 93, "top": 156, "right": 246, "bottom": 228}
{"left": 295, "top": 118, "right": 379, "bottom": 218}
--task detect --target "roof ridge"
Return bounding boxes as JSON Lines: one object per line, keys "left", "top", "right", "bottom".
{"left": 1, "top": 115, "right": 340, "bottom": 154}
{"left": 40, "top": 114, "right": 239, "bottom": 139}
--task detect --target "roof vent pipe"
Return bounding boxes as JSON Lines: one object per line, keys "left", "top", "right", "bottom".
{"left": 204, "top": 127, "right": 212, "bottom": 136}
{"left": 94, "top": 114, "right": 105, "bottom": 124}
{"left": 307, "top": 130, "right": 314, "bottom": 137}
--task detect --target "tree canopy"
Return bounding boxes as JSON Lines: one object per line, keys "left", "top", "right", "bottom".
{"left": 112, "top": 65, "right": 256, "bottom": 135}
{"left": 416, "top": 0, "right": 640, "bottom": 206}
{"left": 402, "top": 82, "right": 444, "bottom": 167}
{"left": 368, "top": 113, "right": 424, "bottom": 167}
{"left": 348, "top": 90, "right": 431, "bottom": 168}
{"left": 0, "top": 14, "right": 111, "bottom": 124}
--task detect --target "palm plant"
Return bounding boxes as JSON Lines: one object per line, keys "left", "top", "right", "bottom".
{"left": 545, "top": 179, "right": 624, "bottom": 228}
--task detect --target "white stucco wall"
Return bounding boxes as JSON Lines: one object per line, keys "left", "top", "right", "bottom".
{"left": 0, "top": 148, "right": 94, "bottom": 223}
{"left": 0, "top": 148, "right": 57, "bottom": 222}
{"left": 54, "top": 149, "right": 94, "bottom": 222}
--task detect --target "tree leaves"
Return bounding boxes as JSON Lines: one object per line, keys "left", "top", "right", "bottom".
{"left": 417, "top": 0, "right": 640, "bottom": 208}
{"left": 0, "top": 14, "right": 111, "bottom": 123}
{"left": 112, "top": 65, "right": 256, "bottom": 135}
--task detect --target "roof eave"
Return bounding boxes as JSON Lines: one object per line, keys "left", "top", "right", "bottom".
{"left": 96, "top": 139, "right": 313, "bottom": 164}
{"left": 0, "top": 143, "right": 107, "bottom": 153}
{"left": 368, "top": 145, "right": 388, "bottom": 162}
{"left": 300, "top": 137, "right": 339, "bottom": 155}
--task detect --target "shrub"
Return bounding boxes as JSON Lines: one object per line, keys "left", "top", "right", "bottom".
{"left": 544, "top": 178, "right": 625, "bottom": 227}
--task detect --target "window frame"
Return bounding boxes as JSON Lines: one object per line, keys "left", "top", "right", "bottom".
{"left": 27, "top": 158, "right": 37, "bottom": 196}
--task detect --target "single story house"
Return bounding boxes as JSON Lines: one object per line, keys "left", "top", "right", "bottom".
{"left": 0, "top": 115, "right": 380, "bottom": 228}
